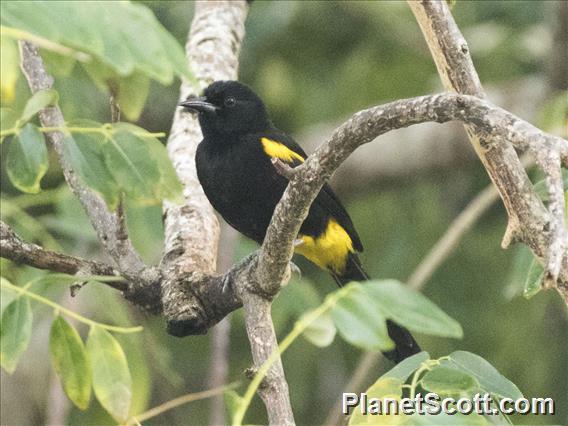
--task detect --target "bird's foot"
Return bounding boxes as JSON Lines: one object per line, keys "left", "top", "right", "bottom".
{"left": 289, "top": 261, "right": 302, "bottom": 281}
{"left": 293, "top": 238, "right": 304, "bottom": 247}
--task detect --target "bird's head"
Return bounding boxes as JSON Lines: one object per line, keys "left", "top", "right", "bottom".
{"left": 179, "top": 81, "right": 269, "bottom": 138}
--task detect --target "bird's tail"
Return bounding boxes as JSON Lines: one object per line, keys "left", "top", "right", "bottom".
{"left": 333, "top": 253, "right": 421, "bottom": 364}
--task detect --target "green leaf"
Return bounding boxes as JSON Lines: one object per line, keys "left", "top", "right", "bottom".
{"left": 87, "top": 326, "right": 132, "bottom": 422}
{"left": 364, "top": 280, "right": 463, "bottom": 338}
{"left": 1, "top": 1, "right": 193, "bottom": 84}
{"left": 63, "top": 131, "right": 120, "bottom": 209}
{"left": 6, "top": 123, "right": 49, "bottom": 193}
{"left": 443, "top": 351, "right": 523, "bottom": 400}
{"left": 348, "top": 377, "right": 404, "bottom": 426}
{"left": 49, "top": 316, "right": 92, "bottom": 410}
{"left": 301, "top": 311, "right": 336, "bottom": 347}
{"left": 421, "top": 366, "right": 479, "bottom": 396}
{"left": 109, "top": 123, "right": 182, "bottom": 204}
{"left": 0, "top": 35, "right": 19, "bottom": 103}
{"left": 523, "top": 257, "right": 544, "bottom": 299}
{"left": 0, "top": 295, "right": 33, "bottom": 374}
{"left": 382, "top": 351, "right": 430, "bottom": 382}
{"left": 102, "top": 127, "right": 161, "bottom": 203}
{"left": 137, "top": 131, "right": 183, "bottom": 203}
{"left": 331, "top": 284, "right": 393, "bottom": 351}
{"left": 20, "top": 89, "right": 58, "bottom": 122}
{"left": 116, "top": 72, "right": 150, "bottom": 121}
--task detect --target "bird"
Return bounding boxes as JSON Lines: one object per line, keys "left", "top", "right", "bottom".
{"left": 180, "top": 80, "right": 420, "bottom": 363}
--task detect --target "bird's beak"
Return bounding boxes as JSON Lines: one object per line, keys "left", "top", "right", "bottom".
{"left": 179, "top": 97, "right": 218, "bottom": 114}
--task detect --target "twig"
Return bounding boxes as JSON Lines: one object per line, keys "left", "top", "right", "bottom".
{"left": 108, "top": 83, "right": 130, "bottom": 243}
{"left": 407, "top": 0, "right": 568, "bottom": 300}
{"left": 0, "top": 221, "right": 127, "bottom": 292}
{"left": 408, "top": 184, "right": 500, "bottom": 289}
{"left": 271, "top": 158, "right": 297, "bottom": 180}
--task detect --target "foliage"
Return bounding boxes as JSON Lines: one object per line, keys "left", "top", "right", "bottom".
{"left": 0, "top": 0, "right": 193, "bottom": 120}
{"left": 1, "top": 1, "right": 566, "bottom": 425}
{"left": 1, "top": 95, "right": 183, "bottom": 208}
{"left": 349, "top": 351, "right": 522, "bottom": 425}
{"left": 232, "top": 281, "right": 479, "bottom": 425}
{"left": 0, "top": 276, "right": 141, "bottom": 420}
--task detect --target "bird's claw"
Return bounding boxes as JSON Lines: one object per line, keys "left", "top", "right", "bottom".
{"left": 289, "top": 261, "right": 302, "bottom": 281}
{"left": 222, "top": 274, "right": 232, "bottom": 294}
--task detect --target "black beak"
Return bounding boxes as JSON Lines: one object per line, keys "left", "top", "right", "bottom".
{"left": 179, "top": 96, "right": 218, "bottom": 114}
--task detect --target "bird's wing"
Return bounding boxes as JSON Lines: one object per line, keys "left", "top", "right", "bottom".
{"left": 260, "top": 131, "right": 363, "bottom": 252}
{"left": 258, "top": 131, "right": 307, "bottom": 167}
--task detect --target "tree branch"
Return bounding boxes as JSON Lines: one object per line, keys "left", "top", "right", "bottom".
{"left": 18, "top": 41, "right": 159, "bottom": 294}
{"left": 160, "top": 0, "right": 247, "bottom": 327}
{"left": 0, "top": 221, "right": 126, "bottom": 291}
{"left": 158, "top": 2, "right": 294, "bottom": 424}
{"left": 408, "top": 0, "right": 568, "bottom": 301}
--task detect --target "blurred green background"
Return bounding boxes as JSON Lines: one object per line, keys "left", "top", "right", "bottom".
{"left": 1, "top": 1, "right": 567, "bottom": 425}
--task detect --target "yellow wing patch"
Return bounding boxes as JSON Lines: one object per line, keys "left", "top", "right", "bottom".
{"left": 295, "top": 219, "right": 354, "bottom": 274}
{"left": 261, "top": 138, "right": 304, "bottom": 163}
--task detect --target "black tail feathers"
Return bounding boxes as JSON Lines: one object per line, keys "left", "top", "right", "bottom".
{"left": 333, "top": 253, "right": 421, "bottom": 364}
{"left": 332, "top": 252, "right": 370, "bottom": 285}
{"left": 382, "top": 320, "right": 421, "bottom": 363}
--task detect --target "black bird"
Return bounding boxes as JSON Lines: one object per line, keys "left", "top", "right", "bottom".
{"left": 180, "top": 80, "right": 420, "bottom": 363}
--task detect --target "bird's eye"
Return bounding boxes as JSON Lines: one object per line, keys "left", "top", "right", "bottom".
{"left": 224, "top": 96, "right": 237, "bottom": 108}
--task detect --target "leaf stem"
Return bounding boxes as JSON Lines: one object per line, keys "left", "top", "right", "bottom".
{"left": 1, "top": 280, "right": 142, "bottom": 334}
{"left": 0, "top": 126, "right": 166, "bottom": 139}
{"left": 409, "top": 360, "right": 435, "bottom": 400}
{"left": 125, "top": 382, "right": 240, "bottom": 425}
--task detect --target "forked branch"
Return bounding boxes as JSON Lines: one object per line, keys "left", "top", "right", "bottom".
{"left": 408, "top": 0, "right": 568, "bottom": 300}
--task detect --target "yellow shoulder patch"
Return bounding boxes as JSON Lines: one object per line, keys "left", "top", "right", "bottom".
{"left": 261, "top": 138, "right": 304, "bottom": 163}
{"left": 295, "top": 219, "right": 354, "bottom": 274}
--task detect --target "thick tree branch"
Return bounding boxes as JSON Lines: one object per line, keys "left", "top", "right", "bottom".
{"left": 183, "top": 93, "right": 565, "bottom": 336}
{"left": 408, "top": 0, "right": 568, "bottom": 300}
{"left": 159, "top": 2, "right": 294, "bottom": 424}
{"left": 160, "top": 0, "right": 247, "bottom": 326}
{"left": 5, "top": 80, "right": 565, "bottom": 422}
{"left": 4, "top": 91, "right": 565, "bottom": 317}
{"left": 257, "top": 92, "right": 568, "bottom": 302}
{"left": 18, "top": 41, "right": 159, "bottom": 293}
{"left": 0, "top": 221, "right": 126, "bottom": 291}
